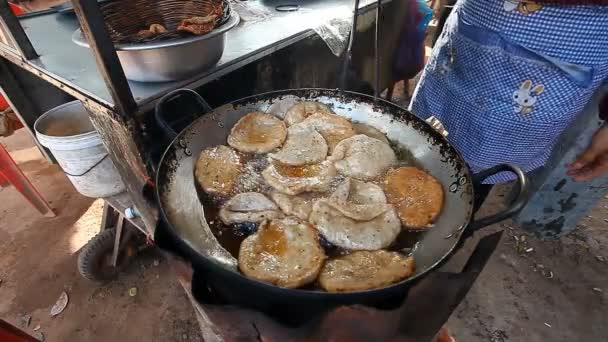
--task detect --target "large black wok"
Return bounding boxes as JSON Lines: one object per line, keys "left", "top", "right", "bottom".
{"left": 153, "top": 88, "right": 528, "bottom": 321}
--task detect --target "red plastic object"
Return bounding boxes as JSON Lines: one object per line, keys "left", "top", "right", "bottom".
{"left": 0, "top": 96, "right": 24, "bottom": 131}
{"left": 0, "top": 144, "right": 55, "bottom": 217}
{"left": 8, "top": 2, "right": 26, "bottom": 16}
{"left": 0, "top": 319, "right": 38, "bottom": 342}
{"left": 0, "top": 96, "right": 8, "bottom": 111}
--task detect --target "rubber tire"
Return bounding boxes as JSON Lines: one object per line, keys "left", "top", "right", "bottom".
{"left": 77, "top": 228, "right": 126, "bottom": 282}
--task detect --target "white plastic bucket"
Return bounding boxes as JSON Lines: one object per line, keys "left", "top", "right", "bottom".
{"left": 34, "top": 101, "right": 126, "bottom": 198}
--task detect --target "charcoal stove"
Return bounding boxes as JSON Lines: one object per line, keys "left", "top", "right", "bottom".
{"left": 158, "top": 224, "right": 503, "bottom": 342}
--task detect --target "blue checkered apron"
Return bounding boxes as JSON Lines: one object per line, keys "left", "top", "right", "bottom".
{"left": 410, "top": 0, "right": 608, "bottom": 183}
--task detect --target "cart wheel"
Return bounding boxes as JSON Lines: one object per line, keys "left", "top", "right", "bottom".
{"left": 77, "top": 228, "right": 136, "bottom": 282}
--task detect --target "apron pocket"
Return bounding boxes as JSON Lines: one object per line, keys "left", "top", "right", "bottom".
{"left": 431, "top": 23, "right": 594, "bottom": 171}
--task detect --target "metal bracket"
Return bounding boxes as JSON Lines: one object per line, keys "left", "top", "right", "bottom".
{"left": 110, "top": 214, "right": 124, "bottom": 267}
{"left": 444, "top": 224, "right": 465, "bottom": 239}
{"left": 425, "top": 116, "right": 449, "bottom": 137}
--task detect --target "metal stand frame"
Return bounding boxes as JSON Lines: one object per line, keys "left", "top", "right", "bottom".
{"left": 99, "top": 199, "right": 142, "bottom": 269}
{"left": 0, "top": 0, "right": 158, "bottom": 234}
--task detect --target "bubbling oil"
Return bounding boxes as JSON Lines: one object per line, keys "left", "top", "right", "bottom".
{"left": 200, "top": 136, "right": 427, "bottom": 260}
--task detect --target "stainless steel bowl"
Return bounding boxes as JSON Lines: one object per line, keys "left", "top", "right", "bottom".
{"left": 72, "top": 13, "right": 240, "bottom": 83}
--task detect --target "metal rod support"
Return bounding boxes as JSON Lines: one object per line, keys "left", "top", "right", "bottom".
{"left": 70, "top": 0, "right": 136, "bottom": 116}
{"left": 373, "top": 0, "right": 381, "bottom": 100}
{"left": 339, "top": 0, "right": 361, "bottom": 91}
{"left": 111, "top": 214, "right": 125, "bottom": 267}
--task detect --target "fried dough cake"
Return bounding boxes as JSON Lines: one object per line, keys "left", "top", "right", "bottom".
{"left": 262, "top": 160, "right": 336, "bottom": 195}
{"left": 309, "top": 178, "right": 400, "bottom": 250}
{"left": 269, "top": 191, "right": 313, "bottom": 220}
{"left": 238, "top": 217, "right": 325, "bottom": 288}
{"left": 329, "top": 134, "right": 396, "bottom": 180}
{"left": 383, "top": 167, "right": 444, "bottom": 229}
{"left": 352, "top": 122, "right": 390, "bottom": 145}
{"left": 227, "top": 112, "right": 287, "bottom": 154}
{"left": 219, "top": 192, "right": 282, "bottom": 224}
{"left": 284, "top": 101, "right": 334, "bottom": 126}
{"left": 318, "top": 250, "right": 415, "bottom": 292}
{"left": 268, "top": 123, "right": 328, "bottom": 166}
{"left": 195, "top": 145, "right": 242, "bottom": 196}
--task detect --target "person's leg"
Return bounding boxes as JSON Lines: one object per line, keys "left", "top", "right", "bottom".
{"left": 432, "top": 0, "right": 457, "bottom": 45}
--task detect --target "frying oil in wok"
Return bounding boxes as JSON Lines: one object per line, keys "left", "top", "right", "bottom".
{"left": 200, "top": 141, "right": 427, "bottom": 261}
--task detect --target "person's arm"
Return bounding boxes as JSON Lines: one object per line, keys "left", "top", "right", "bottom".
{"left": 567, "top": 94, "right": 608, "bottom": 181}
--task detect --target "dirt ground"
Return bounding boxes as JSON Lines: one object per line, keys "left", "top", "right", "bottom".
{"left": 2, "top": 125, "right": 608, "bottom": 342}
{"left": 0, "top": 130, "right": 202, "bottom": 342}
{"left": 445, "top": 189, "right": 608, "bottom": 342}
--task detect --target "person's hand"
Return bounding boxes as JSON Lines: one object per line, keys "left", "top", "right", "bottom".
{"left": 568, "top": 126, "right": 608, "bottom": 181}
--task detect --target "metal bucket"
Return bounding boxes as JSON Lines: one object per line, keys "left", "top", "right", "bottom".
{"left": 34, "top": 101, "right": 126, "bottom": 198}
{"left": 71, "top": 13, "right": 240, "bottom": 82}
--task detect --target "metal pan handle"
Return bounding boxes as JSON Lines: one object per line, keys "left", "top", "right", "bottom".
{"left": 154, "top": 89, "right": 212, "bottom": 141}
{"left": 467, "top": 164, "right": 529, "bottom": 233}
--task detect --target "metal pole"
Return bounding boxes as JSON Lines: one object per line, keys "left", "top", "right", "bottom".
{"left": 339, "top": 0, "right": 361, "bottom": 92}
{"left": 373, "top": 0, "right": 381, "bottom": 100}
{"left": 70, "top": 0, "right": 136, "bottom": 116}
